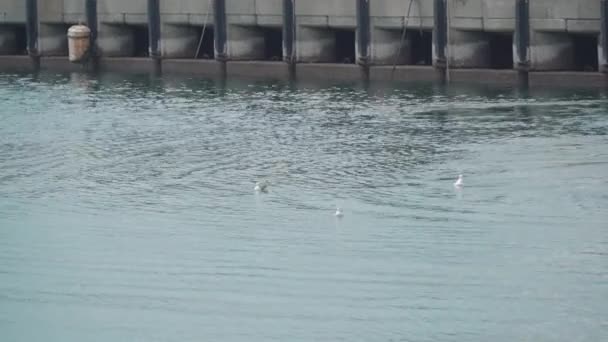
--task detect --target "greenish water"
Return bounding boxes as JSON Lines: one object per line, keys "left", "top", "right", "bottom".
{"left": 1, "top": 72, "right": 607, "bottom": 342}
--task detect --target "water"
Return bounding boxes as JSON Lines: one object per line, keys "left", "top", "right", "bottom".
{"left": 1, "top": 72, "right": 607, "bottom": 342}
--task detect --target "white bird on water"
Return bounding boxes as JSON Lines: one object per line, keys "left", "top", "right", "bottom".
{"left": 254, "top": 181, "right": 269, "bottom": 193}
{"left": 454, "top": 174, "right": 464, "bottom": 188}
{"left": 335, "top": 207, "right": 344, "bottom": 217}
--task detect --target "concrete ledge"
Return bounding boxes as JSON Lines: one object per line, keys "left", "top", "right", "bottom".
{"left": 99, "top": 57, "right": 157, "bottom": 73}
{"left": 370, "top": 65, "right": 438, "bottom": 82}
{"left": 163, "top": 59, "right": 223, "bottom": 77}
{"left": 484, "top": 18, "right": 515, "bottom": 32}
{"left": 296, "top": 63, "right": 364, "bottom": 81}
{"left": 529, "top": 71, "right": 607, "bottom": 88}
{"left": 565, "top": 19, "right": 600, "bottom": 33}
{"left": 226, "top": 61, "right": 290, "bottom": 80}
{"left": 0, "top": 55, "right": 34, "bottom": 72}
{"left": 372, "top": 16, "right": 433, "bottom": 30}
{"left": 448, "top": 69, "right": 520, "bottom": 85}
{"left": 40, "top": 56, "right": 86, "bottom": 72}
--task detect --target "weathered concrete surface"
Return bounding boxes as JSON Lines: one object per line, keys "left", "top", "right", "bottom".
{"left": 162, "top": 58, "right": 223, "bottom": 76}
{"left": 448, "top": 68, "right": 519, "bottom": 84}
{"left": 160, "top": 0, "right": 213, "bottom": 26}
{"left": 296, "top": 63, "right": 364, "bottom": 81}
{"left": 226, "top": 0, "right": 282, "bottom": 27}
{"left": 529, "top": 31, "right": 573, "bottom": 71}
{"left": 225, "top": 0, "right": 282, "bottom": 60}
{"left": 40, "top": 55, "right": 85, "bottom": 71}
{"left": 296, "top": 27, "right": 336, "bottom": 62}
{"left": 161, "top": 24, "right": 200, "bottom": 58}
{"left": 369, "top": 65, "right": 437, "bottom": 82}
{"left": 450, "top": 0, "right": 515, "bottom": 31}
{"left": 529, "top": 71, "right": 607, "bottom": 88}
{"left": 295, "top": 0, "right": 356, "bottom": 28}
{"left": 226, "top": 61, "right": 290, "bottom": 80}
{"left": 0, "top": 55, "right": 33, "bottom": 71}
{"left": 99, "top": 56, "right": 156, "bottom": 72}
{"left": 98, "top": 0, "right": 147, "bottom": 25}
{"left": 530, "top": 0, "right": 599, "bottom": 33}
{"left": 39, "top": 24, "right": 70, "bottom": 56}
{"left": 0, "top": 25, "right": 16, "bottom": 54}
{"left": 370, "top": 28, "right": 410, "bottom": 65}
{"left": 97, "top": 24, "right": 136, "bottom": 56}
{"left": 226, "top": 25, "right": 265, "bottom": 60}
{"left": 370, "top": 0, "right": 434, "bottom": 29}
{"left": 0, "top": 0, "right": 26, "bottom": 23}
{"left": 38, "top": 0, "right": 85, "bottom": 23}
{"left": 448, "top": 30, "right": 490, "bottom": 68}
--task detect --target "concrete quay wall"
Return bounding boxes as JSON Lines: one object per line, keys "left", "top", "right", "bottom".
{"left": 0, "top": 0, "right": 607, "bottom": 88}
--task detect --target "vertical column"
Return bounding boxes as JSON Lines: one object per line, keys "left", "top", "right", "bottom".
{"left": 515, "top": 0, "right": 529, "bottom": 86}
{"left": 356, "top": 0, "right": 370, "bottom": 66}
{"left": 433, "top": 0, "right": 447, "bottom": 78}
{"left": 214, "top": 0, "right": 227, "bottom": 62}
{"left": 283, "top": 0, "right": 295, "bottom": 63}
{"left": 148, "top": 0, "right": 161, "bottom": 72}
{"left": 86, "top": 0, "right": 98, "bottom": 68}
{"left": 601, "top": 0, "right": 608, "bottom": 73}
{"left": 26, "top": 0, "right": 39, "bottom": 68}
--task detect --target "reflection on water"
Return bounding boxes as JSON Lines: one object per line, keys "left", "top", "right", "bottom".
{"left": 1, "top": 72, "right": 607, "bottom": 342}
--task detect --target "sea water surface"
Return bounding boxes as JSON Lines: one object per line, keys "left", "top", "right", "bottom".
{"left": 0, "top": 72, "right": 607, "bottom": 342}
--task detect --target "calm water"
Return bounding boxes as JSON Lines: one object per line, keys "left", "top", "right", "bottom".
{"left": 1, "top": 72, "right": 607, "bottom": 342}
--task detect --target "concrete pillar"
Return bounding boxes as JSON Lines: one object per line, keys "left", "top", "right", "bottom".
{"left": 86, "top": 0, "right": 98, "bottom": 64}
{"left": 38, "top": 24, "right": 68, "bottom": 56}
{"left": 147, "top": 0, "right": 160, "bottom": 58}
{"left": 371, "top": 28, "right": 411, "bottom": 65}
{"left": 283, "top": 0, "right": 295, "bottom": 63}
{"left": 448, "top": 30, "right": 490, "bottom": 68}
{"left": 530, "top": 32, "right": 573, "bottom": 71}
{"left": 97, "top": 24, "right": 135, "bottom": 57}
{"left": 433, "top": 0, "right": 447, "bottom": 68}
{"left": 226, "top": 25, "right": 264, "bottom": 60}
{"left": 161, "top": 24, "right": 200, "bottom": 58}
{"left": 600, "top": 0, "right": 608, "bottom": 72}
{"left": 356, "top": 0, "right": 370, "bottom": 65}
{"left": 214, "top": 0, "right": 227, "bottom": 61}
{"left": 0, "top": 27, "right": 17, "bottom": 54}
{"left": 296, "top": 26, "right": 334, "bottom": 62}
{"left": 514, "top": 0, "right": 529, "bottom": 69}
{"left": 26, "top": 0, "right": 38, "bottom": 58}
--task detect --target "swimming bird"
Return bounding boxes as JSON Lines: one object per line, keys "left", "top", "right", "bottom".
{"left": 254, "top": 181, "right": 269, "bottom": 193}
{"left": 454, "top": 174, "right": 463, "bottom": 188}
{"left": 335, "top": 207, "right": 344, "bottom": 217}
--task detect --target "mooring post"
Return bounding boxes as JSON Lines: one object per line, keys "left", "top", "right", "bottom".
{"left": 147, "top": 0, "right": 161, "bottom": 73}
{"left": 433, "top": 0, "right": 447, "bottom": 82}
{"left": 356, "top": 0, "right": 371, "bottom": 80}
{"left": 85, "top": 0, "right": 98, "bottom": 70}
{"left": 600, "top": 0, "right": 608, "bottom": 74}
{"left": 515, "top": 0, "right": 529, "bottom": 87}
{"left": 282, "top": 0, "right": 296, "bottom": 78}
{"left": 25, "top": 0, "right": 39, "bottom": 70}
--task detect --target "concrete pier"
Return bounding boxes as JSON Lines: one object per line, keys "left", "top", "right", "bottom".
{"left": 0, "top": 0, "right": 605, "bottom": 87}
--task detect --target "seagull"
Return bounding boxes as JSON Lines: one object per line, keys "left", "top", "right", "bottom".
{"left": 454, "top": 174, "right": 463, "bottom": 188}
{"left": 254, "top": 181, "right": 269, "bottom": 193}
{"left": 335, "top": 207, "right": 344, "bottom": 217}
